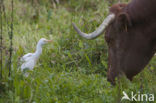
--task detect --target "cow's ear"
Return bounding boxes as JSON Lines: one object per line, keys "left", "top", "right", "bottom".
{"left": 116, "top": 12, "right": 132, "bottom": 31}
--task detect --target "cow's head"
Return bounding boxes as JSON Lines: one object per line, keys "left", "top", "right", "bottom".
{"left": 72, "top": 3, "right": 156, "bottom": 84}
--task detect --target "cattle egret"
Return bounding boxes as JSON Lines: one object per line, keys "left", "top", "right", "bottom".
{"left": 21, "top": 38, "right": 52, "bottom": 71}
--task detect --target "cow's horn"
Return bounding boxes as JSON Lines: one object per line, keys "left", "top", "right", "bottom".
{"left": 72, "top": 14, "right": 115, "bottom": 39}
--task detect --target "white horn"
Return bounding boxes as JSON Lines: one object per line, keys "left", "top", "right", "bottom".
{"left": 72, "top": 14, "right": 115, "bottom": 39}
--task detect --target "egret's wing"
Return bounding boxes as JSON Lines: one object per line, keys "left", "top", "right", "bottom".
{"left": 21, "top": 59, "right": 36, "bottom": 71}
{"left": 22, "top": 53, "right": 33, "bottom": 59}
{"left": 21, "top": 53, "right": 33, "bottom": 62}
{"left": 21, "top": 59, "right": 36, "bottom": 77}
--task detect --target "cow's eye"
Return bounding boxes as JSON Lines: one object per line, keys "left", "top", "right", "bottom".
{"left": 105, "top": 36, "right": 114, "bottom": 45}
{"left": 105, "top": 36, "right": 111, "bottom": 43}
{"left": 105, "top": 36, "right": 110, "bottom": 43}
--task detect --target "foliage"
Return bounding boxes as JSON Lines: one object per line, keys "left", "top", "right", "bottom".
{"left": 0, "top": 0, "right": 155, "bottom": 103}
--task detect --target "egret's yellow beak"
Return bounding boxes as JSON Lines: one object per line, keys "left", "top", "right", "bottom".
{"left": 45, "top": 40, "right": 53, "bottom": 43}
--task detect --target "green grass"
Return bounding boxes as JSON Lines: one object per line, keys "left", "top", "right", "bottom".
{"left": 0, "top": 0, "right": 156, "bottom": 103}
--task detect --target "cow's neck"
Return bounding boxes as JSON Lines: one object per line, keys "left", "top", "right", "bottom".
{"left": 126, "top": 0, "right": 156, "bottom": 54}
{"left": 126, "top": 0, "right": 156, "bottom": 23}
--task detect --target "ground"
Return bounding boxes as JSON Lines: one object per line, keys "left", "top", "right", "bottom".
{"left": 0, "top": 0, "right": 156, "bottom": 103}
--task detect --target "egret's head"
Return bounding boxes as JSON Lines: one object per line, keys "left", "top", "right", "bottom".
{"left": 38, "top": 38, "right": 52, "bottom": 46}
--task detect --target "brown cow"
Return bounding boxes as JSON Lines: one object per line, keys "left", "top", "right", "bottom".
{"left": 72, "top": 0, "right": 156, "bottom": 84}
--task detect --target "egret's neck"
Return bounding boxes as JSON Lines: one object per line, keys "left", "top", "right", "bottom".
{"left": 34, "top": 43, "right": 42, "bottom": 58}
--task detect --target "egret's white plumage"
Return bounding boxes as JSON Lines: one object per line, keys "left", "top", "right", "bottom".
{"left": 21, "top": 38, "right": 52, "bottom": 71}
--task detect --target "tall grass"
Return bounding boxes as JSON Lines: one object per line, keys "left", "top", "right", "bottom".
{"left": 0, "top": 0, "right": 155, "bottom": 103}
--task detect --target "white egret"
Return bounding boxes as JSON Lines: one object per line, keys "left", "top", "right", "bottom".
{"left": 21, "top": 38, "right": 52, "bottom": 71}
